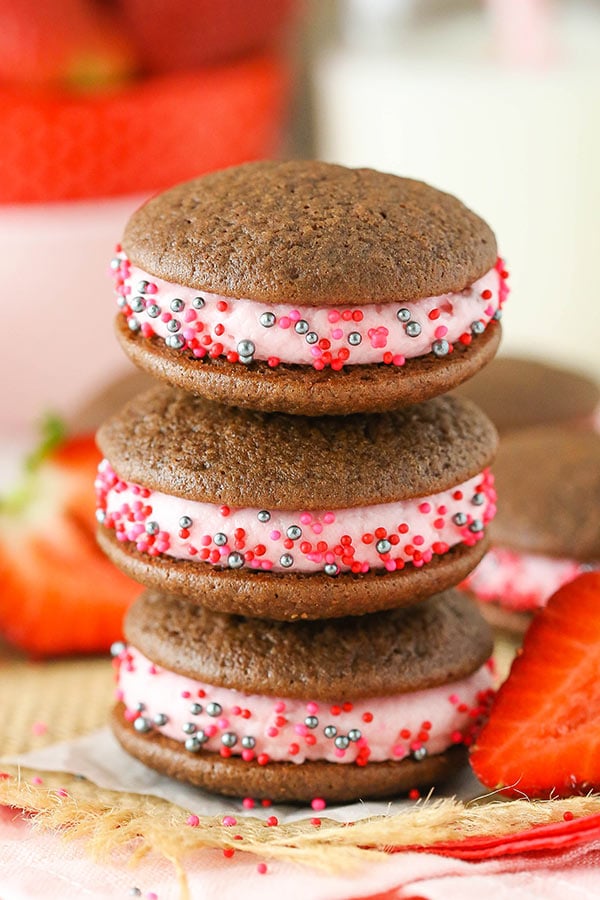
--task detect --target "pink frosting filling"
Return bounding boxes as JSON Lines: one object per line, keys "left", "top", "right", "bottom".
{"left": 462, "top": 546, "right": 597, "bottom": 611}
{"left": 96, "top": 462, "right": 496, "bottom": 575}
{"left": 111, "top": 251, "right": 509, "bottom": 370}
{"left": 116, "top": 646, "right": 495, "bottom": 765}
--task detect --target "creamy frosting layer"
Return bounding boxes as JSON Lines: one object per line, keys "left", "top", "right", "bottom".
{"left": 111, "top": 251, "right": 509, "bottom": 370}
{"left": 96, "top": 462, "right": 496, "bottom": 575}
{"left": 116, "top": 646, "right": 495, "bottom": 765}
{"left": 462, "top": 546, "right": 597, "bottom": 611}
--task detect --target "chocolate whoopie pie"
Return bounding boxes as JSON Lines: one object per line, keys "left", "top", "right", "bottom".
{"left": 462, "top": 426, "right": 600, "bottom": 632}
{"left": 96, "top": 386, "right": 498, "bottom": 619}
{"left": 112, "top": 589, "right": 494, "bottom": 802}
{"left": 454, "top": 356, "right": 600, "bottom": 435}
{"left": 112, "top": 160, "right": 508, "bottom": 416}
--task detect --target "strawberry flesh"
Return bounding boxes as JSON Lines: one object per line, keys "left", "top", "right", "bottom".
{"left": 471, "top": 572, "right": 600, "bottom": 797}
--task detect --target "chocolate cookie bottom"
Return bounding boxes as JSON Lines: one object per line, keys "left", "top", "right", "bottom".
{"left": 116, "top": 316, "right": 502, "bottom": 416}
{"left": 112, "top": 704, "right": 467, "bottom": 803}
{"left": 98, "top": 527, "right": 489, "bottom": 620}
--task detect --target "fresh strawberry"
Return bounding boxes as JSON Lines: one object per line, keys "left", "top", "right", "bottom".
{"left": 119, "top": 0, "right": 299, "bottom": 71}
{"left": 0, "top": 417, "right": 140, "bottom": 657}
{"left": 471, "top": 572, "right": 600, "bottom": 797}
{"left": 0, "top": 0, "right": 138, "bottom": 90}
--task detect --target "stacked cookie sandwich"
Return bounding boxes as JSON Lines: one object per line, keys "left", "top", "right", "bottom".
{"left": 97, "top": 161, "right": 507, "bottom": 802}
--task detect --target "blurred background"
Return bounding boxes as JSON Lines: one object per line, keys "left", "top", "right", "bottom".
{"left": 0, "top": 0, "right": 598, "bottom": 664}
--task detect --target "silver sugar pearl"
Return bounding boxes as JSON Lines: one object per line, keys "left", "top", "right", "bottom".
{"left": 453, "top": 512, "right": 468, "bottom": 526}
{"left": 304, "top": 716, "right": 319, "bottom": 729}
{"left": 469, "top": 519, "right": 484, "bottom": 533}
{"left": 221, "top": 732, "right": 237, "bottom": 747}
{"left": 129, "top": 889, "right": 142, "bottom": 898}
{"left": 146, "top": 521, "right": 160, "bottom": 535}
{"left": 110, "top": 640, "right": 126, "bottom": 657}
{"left": 117, "top": 296, "right": 127, "bottom": 308}
{"left": 147, "top": 304, "right": 160, "bottom": 318}
{"left": 170, "top": 298, "right": 185, "bottom": 312}
{"left": 179, "top": 515, "right": 193, "bottom": 528}
{"left": 185, "top": 736, "right": 202, "bottom": 753}
{"left": 324, "top": 725, "right": 337, "bottom": 739}
{"left": 196, "top": 729, "right": 208, "bottom": 743}
{"left": 206, "top": 702, "right": 222, "bottom": 717}
{"left": 294, "top": 319, "right": 309, "bottom": 334}
{"left": 405, "top": 321, "right": 422, "bottom": 337}
{"left": 167, "top": 318, "right": 181, "bottom": 333}
{"left": 241, "top": 735, "right": 256, "bottom": 749}
{"left": 96, "top": 509, "right": 106, "bottom": 524}
{"left": 334, "top": 735, "right": 350, "bottom": 750}
{"left": 228, "top": 552, "right": 244, "bottom": 569}
{"left": 214, "top": 532, "right": 227, "bottom": 546}
{"left": 260, "top": 311, "right": 276, "bottom": 327}
{"left": 109, "top": 257, "right": 120, "bottom": 270}
{"left": 348, "top": 729, "right": 362, "bottom": 742}
{"left": 130, "top": 296, "right": 145, "bottom": 313}
{"left": 376, "top": 538, "right": 392, "bottom": 554}
{"left": 237, "top": 339, "right": 255, "bottom": 357}
{"left": 133, "top": 716, "right": 151, "bottom": 733}
{"left": 239, "top": 354, "right": 254, "bottom": 365}
{"left": 413, "top": 746, "right": 428, "bottom": 761}
{"left": 286, "top": 525, "right": 302, "bottom": 540}
{"left": 280, "top": 553, "right": 294, "bottom": 568}
{"left": 134, "top": 702, "right": 145, "bottom": 712}
{"left": 305, "top": 331, "right": 318, "bottom": 344}
{"left": 153, "top": 713, "right": 168, "bottom": 726}
{"left": 127, "top": 317, "right": 140, "bottom": 332}
{"left": 182, "top": 722, "right": 196, "bottom": 735}
{"left": 493, "top": 309, "right": 503, "bottom": 321}
{"left": 471, "top": 319, "right": 485, "bottom": 334}
{"left": 190, "top": 703, "right": 203, "bottom": 715}
{"left": 471, "top": 492, "right": 485, "bottom": 506}
{"left": 432, "top": 339, "right": 449, "bottom": 357}
{"left": 192, "top": 296, "right": 205, "bottom": 309}
{"left": 324, "top": 563, "right": 339, "bottom": 576}
{"left": 166, "top": 334, "right": 185, "bottom": 349}
{"left": 137, "top": 280, "right": 149, "bottom": 293}
{"left": 397, "top": 308, "right": 411, "bottom": 322}
{"left": 257, "top": 510, "right": 271, "bottom": 523}
{"left": 348, "top": 332, "right": 362, "bottom": 345}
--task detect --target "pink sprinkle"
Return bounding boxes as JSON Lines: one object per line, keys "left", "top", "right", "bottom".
{"left": 299, "top": 513, "right": 312, "bottom": 525}
{"left": 222, "top": 816, "right": 237, "bottom": 827}
{"left": 311, "top": 797, "right": 326, "bottom": 811}
{"left": 56, "top": 789, "right": 68, "bottom": 798}
{"left": 331, "top": 328, "right": 344, "bottom": 340}
{"left": 274, "top": 701, "right": 286, "bottom": 713}
{"left": 278, "top": 317, "right": 291, "bottom": 329}
{"left": 289, "top": 309, "right": 301, "bottom": 322}
{"left": 217, "top": 718, "right": 230, "bottom": 730}
{"left": 384, "top": 560, "right": 397, "bottom": 572}
{"left": 31, "top": 776, "right": 43, "bottom": 785}
{"left": 323, "top": 512, "right": 336, "bottom": 524}
{"left": 201, "top": 535, "right": 211, "bottom": 546}
{"left": 418, "top": 502, "right": 431, "bottom": 514}
{"left": 448, "top": 694, "right": 459, "bottom": 704}
{"left": 311, "top": 523, "right": 323, "bottom": 535}
{"left": 393, "top": 354, "right": 405, "bottom": 366}
{"left": 160, "top": 312, "right": 172, "bottom": 322}
{"left": 184, "top": 309, "right": 197, "bottom": 322}
{"left": 32, "top": 722, "right": 47, "bottom": 736}
{"left": 242, "top": 797, "right": 255, "bottom": 809}
{"left": 327, "top": 310, "right": 341, "bottom": 323}
{"left": 147, "top": 894, "right": 158, "bottom": 900}
{"left": 270, "top": 530, "right": 281, "bottom": 540}
{"left": 306, "top": 701, "right": 319, "bottom": 715}
{"left": 434, "top": 325, "right": 448, "bottom": 339}
{"left": 257, "top": 863, "right": 268, "bottom": 875}
{"left": 186, "top": 815, "right": 200, "bottom": 827}
{"left": 392, "top": 745, "right": 407, "bottom": 759}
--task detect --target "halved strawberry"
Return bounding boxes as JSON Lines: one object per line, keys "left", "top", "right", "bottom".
{"left": 471, "top": 572, "right": 600, "bottom": 797}
{"left": 0, "top": 418, "right": 140, "bottom": 657}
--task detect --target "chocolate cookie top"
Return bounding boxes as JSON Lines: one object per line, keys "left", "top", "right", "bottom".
{"left": 492, "top": 427, "right": 600, "bottom": 560}
{"left": 125, "top": 589, "right": 492, "bottom": 700}
{"left": 453, "top": 356, "right": 600, "bottom": 434}
{"left": 97, "top": 385, "right": 498, "bottom": 508}
{"left": 122, "top": 160, "right": 497, "bottom": 306}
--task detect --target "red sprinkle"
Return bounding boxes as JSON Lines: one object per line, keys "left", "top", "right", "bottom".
{"left": 186, "top": 815, "right": 200, "bottom": 827}
{"left": 311, "top": 797, "right": 326, "bottom": 811}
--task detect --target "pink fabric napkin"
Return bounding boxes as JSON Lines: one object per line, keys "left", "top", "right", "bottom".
{"left": 1, "top": 807, "right": 600, "bottom": 900}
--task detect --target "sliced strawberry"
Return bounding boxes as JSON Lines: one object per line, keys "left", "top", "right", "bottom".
{"left": 471, "top": 572, "right": 600, "bottom": 797}
{"left": 0, "top": 420, "right": 140, "bottom": 657}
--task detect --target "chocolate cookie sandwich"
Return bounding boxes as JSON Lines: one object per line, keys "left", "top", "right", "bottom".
{"left": 454, "top": 356, "right": 600, "bottom": 435}
{"left": 112, "top": 589, "right": 495, "bottom": 802}
{"left": 462, "top": 427, "right": 600, "bottom": 632}
{"left": 112, "top": 160, "right": 508, "bottom": 416}
{"left": 96, "top": 386, "right": 498, "bottom": 619}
